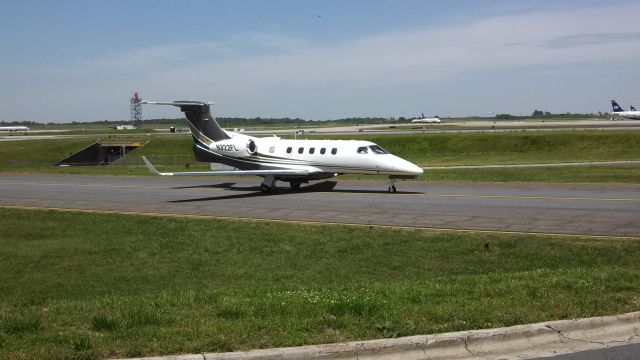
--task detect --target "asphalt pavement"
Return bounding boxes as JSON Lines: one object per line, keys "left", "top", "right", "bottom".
{"left": 531, "top": 343, "right": 640, "bottom": 360}
{"left": 1, "top": 174, "right": 639, "bottom": 238}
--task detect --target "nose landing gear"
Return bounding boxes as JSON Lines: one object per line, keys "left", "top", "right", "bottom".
{"left": 388, "top": 178, "right": 397, "bottom": 193}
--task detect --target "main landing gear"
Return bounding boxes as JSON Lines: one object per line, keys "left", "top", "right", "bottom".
{"left": 260, "top": 176, "right": 305, "bottom": 193}
{"left": 260, "top": 184, "right": 272, "bottom": 193}
{"left": 260, "top": 175, "right": 276, "bottom": 193}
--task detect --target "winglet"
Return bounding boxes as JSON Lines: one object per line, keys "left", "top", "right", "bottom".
{"left": 141, "top": 156, "right": 160, "bottom": 175}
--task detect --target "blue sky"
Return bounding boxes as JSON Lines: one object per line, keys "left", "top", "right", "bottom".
{"left": 1, "top": 0, "right": 640, "bottom": 122}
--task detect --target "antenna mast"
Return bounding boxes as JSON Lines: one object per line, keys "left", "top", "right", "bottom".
{"left": 130, "top": 92, "right": 142, "bottom": 128}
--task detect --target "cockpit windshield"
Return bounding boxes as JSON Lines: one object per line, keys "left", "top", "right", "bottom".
{"left": 369, "top": 145, "right": 389, "bottom": 154}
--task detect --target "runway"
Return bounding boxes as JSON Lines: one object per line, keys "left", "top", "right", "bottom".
{"left": 2, "top": 119, "right": 640, "bottom": 142}
{"left": 1, "top": 174, "right": 639, "bottom": 238}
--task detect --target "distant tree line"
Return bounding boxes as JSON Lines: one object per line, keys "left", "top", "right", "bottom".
{"left": 2, "top": 112, "right": 603, "bottom": 126}
{"left": 146, "top": 116, "right": 393, "bottom": 127}
{"left": 0, "top": 120, "right": 39, "bottom": 126}
{"left": 531, "top": 109, "right": 552, "bottom": 117}
{"left": 493, "top": 111, "right": 600, "bottom": 120}
{"left": 2, "top": 117, "right": 392, "bottom": 127}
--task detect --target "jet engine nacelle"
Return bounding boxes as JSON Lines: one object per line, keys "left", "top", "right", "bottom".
{"left": 246, "top": 139, "right": 258, "bottom": 155}
{"left": 212, "top": 139, "right": 258, "bottom": 156}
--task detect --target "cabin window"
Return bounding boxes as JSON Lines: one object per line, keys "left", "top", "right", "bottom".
{"left": 331, "top": 148, "right": 337, "bottom": 155}
{"left": 309, "top": 147, "right": 315, "bottom": 154}
{"left": 320, "top": 148, "right": 326, "bottom": 155}
{"left": 269, "top": 146, "right": 275, "bottom": 153}
{"left": 286, "top": 147, "right": 292, "bottom": 154}
{"left": 357, "top": 146, "right": 368, "bottom": 154}
{"left": 369, "top": 145, "right": 389, "bottom": 154}
{"left": 298, "top": 147, "right": 304, "bottom": 154}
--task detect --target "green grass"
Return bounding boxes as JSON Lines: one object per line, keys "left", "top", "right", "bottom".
{"left": 0, "top": 139, "right": 95, "bottom": 167}
{"left": 0, "top": 135, "right": 208, "bottom": 176}
{"left": 1, "top": 131, "right": 639, "bottom": 182}
{"left": 18, "top": 128, "right": 157, "bottom": 136}
{"left": 0, "top": 208, "right": 639, "bottom": 359}
{"left": 348, "top": 131, "right": 640, "bottom": 166}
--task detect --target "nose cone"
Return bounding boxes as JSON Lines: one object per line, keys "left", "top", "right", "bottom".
{"left": 393, "top": 156, "right": 424, "bottom": 177}
{"left": 404, "top": 160, "right": 424, "bottom": 176}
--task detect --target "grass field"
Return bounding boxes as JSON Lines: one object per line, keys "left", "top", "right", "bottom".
{"left": 355, "top": 131, "right": 640, "bottom": 166}
{"left": 0, "top": 208, "right": 639, "bottom": 359}
{"left": 1, "top": 131, "right": 639, "bottom": 182}
{"left": 14, "top": 128, "right": 157, "bottom": 136}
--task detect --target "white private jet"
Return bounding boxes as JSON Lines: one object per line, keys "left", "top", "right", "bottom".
{"left": 0, "top": 126, "right": 30, "bottom": 132}
{"left": 141, "top": 101, "right": 423, "bottom": 193}
{"left": 610, "top": 100, "right": 640, "bottom": 120}
{"left": 411, "top": 113, "right": 441, "bottom": 124}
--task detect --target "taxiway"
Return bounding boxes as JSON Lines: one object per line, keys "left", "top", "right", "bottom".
{"left": 1, "top": 174, "right": 638, "bottom": 238}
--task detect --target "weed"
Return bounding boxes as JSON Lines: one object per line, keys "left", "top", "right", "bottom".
{"left": 375, "top": 321, "right": 399, "bottom": 338}
{"left": 125, "top": 308, "right": 161, "bottom": 328}
{"left": 1, "top": 313, "right": 41, "bottom": 335}
{"left": 90, "top": 314, "right": 118, "bottom": 331}
{"left": 216, "top": 303, "right": 246, "bottom": 319}
{"left": 72, "top": 337, "right": 92, "bottom": 352}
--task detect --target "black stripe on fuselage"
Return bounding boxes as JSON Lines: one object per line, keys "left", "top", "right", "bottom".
{"left": 189, "top": 132, "right": 403, "bottom": 175}
{"left": 194, "top": 140, "right": 389, "bottom": 174}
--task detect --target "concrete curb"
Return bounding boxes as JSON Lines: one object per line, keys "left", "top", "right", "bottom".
{"left": 119, "top": 311, "right": 640, "bottom": 360}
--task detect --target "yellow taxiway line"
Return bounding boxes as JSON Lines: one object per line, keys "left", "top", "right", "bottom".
{"left": 1, "top": 204, "right": 638, "bottom": 241}
{"left": 338, "top": 192, "right": 640, "bottom": 202}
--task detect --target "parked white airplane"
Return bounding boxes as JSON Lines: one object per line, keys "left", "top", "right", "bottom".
{"left": 141, "top": 101, "right": 423, "bottom": 193}
{"left": 0, "top": 126, "right": 30, "bottom": 132}
{"left": 411, "top": 113, "right": 441, "bottom": 124}
{"left": 610, "top": 100, "right": 640, "bottom": 119}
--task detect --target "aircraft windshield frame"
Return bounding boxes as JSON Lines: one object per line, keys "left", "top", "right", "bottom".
{"left": 369, "top": 145, "right": 389, "bottom": 154}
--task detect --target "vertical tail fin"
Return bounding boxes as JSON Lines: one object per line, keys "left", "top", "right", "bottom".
{"left": 178, "top": 102, "right": 230, "bottom": 142}
{"left": 142, "top": 101, "right": 230, "bottom": 142}
{"left": 631, "top": 105, "right": 637, "bottom": 111}
{"left": 611, "top": 100, "right": 624, "bottom": 113}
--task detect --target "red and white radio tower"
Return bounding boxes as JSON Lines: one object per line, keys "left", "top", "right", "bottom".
{"left": 130, "top": 92, "right": 142, "bottom": 128}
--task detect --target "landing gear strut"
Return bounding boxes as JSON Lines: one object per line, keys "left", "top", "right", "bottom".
{"left": 290, "top": 182, "right": 301, "bottom": 191}
{"left": 261, "top": 175, "right": 276, "bottom": 193}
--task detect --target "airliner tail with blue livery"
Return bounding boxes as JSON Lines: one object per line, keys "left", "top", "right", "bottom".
{"left": 610, "top": 100, "right": 640, "bottom": 119}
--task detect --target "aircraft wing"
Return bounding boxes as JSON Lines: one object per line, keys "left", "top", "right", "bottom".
{"left": 141, "top": 156, "right": 309, "bottom": 176}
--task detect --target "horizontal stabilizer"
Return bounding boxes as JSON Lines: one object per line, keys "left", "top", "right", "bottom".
{"left": 141, "top": 100, "right": 230, "bottom": 141}
{"left": 142, "top": 156, "right": 160, "bottom": 175}
{"left": 141, "top": 101, "right": 213, "bottom": 107}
